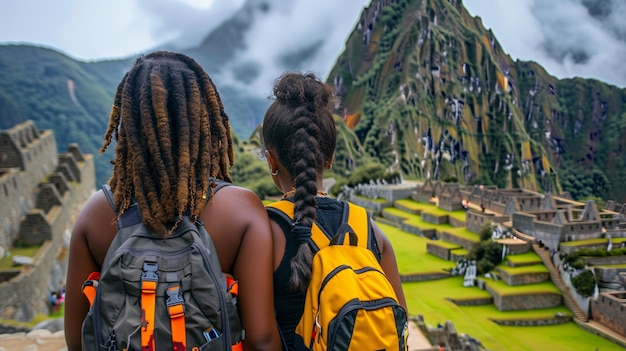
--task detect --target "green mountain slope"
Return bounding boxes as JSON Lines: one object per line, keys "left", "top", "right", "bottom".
{"left": 326, "top": 0, "right": 626, "bottom": 201}
{"left": 0, "top": 45, "right": 132, "bottom": 187}
{"left": 1, "top": 0, "right": 625, "bottom": 202}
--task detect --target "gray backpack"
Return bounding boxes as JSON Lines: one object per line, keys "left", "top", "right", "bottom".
{"left": 81, "top": 182, "right": 243, "bottom": 351}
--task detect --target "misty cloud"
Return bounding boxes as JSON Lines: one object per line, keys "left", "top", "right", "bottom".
{"left": 185, "top": 0, "right": 369, "bottom": 97}
{"left": 137, "top": 0, "right": 246, "bottom": 51}
{"left": 2, "top": 0, "right": 622, "bottom": 89}
{"left": 464, "top": 0, "right": 626, "bottom": 87}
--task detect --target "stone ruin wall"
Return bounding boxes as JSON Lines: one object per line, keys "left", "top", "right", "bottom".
{"left": 0, "top": 120, "right": 94, "bottom": 321}
{"left": 590, "top": 292, "right": 626, "bottom": 337}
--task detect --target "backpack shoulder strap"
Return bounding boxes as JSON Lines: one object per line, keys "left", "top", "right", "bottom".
{"left": 101, "top": 184, "right": 142, "bottom": 230}
{"left": 212, "top": 179, "right": 232, "bottom": 194}
{"left": 101, "top": 184, "right": 116, "bottom": 213}
{"left": 342, "top": 201, "right": 369, "bottom": 249}
{"left": 266, "top": 200, "right": 328, "bottom": 252}
{"left": 266, "top": 199, "right": 375, "bottom": 255}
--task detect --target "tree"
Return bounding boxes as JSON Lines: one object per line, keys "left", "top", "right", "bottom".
{"left": 571, "top": 270, "right": 596, "bottom": 297}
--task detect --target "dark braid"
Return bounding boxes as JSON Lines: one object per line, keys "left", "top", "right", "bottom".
{"left": 262, "top": 72, "right": 336, "bottom": 291}
{"left": 100, "top": 51, "right": 234, "bottom": 236}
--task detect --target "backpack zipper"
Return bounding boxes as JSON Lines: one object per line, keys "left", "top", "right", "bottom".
{"left": 326, "top": 297, "right": 400, "bottom": 349}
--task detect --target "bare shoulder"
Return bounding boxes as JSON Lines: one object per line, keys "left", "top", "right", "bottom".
{"left": 204, "top": 184, "right": 268, "bottom": 225}
{"left": 211, "top": 184, "right": 266, "bottom": 209}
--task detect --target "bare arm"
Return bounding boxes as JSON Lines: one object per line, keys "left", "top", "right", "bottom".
{"left": 211, "top": 188, "right": 282, "bottom": 351}
{"left": 64, "top": 191, "right": 116, "bottom": 351}
{"left": 371, "top": 219, "right": 408, "bottom": 312}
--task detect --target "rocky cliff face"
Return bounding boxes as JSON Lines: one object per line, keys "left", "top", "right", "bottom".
{"left": 326, "top": 0, "right": 626, "bottom": 201}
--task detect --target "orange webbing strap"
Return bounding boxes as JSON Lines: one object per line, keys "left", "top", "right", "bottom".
{"left": 345, "top": 202, "right": 369, "bottom": 249}
{"left": 225, "top": 274, "right": 239, "bottom": 297}
{"left": 141, "top": 262, "right": 158, "bottom": 351}
{"left": 81, "top": 272, "right": 101, "bottom": 307}
{"left": 166, "top": 285, "right": 186, "bottom": 350}
{"left": 232, "top": 341, "right": 244, "bottom": 351}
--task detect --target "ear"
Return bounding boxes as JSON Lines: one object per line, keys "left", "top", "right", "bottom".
{"left": 326, "top": 154, "right": 335, "bottom": 170}
{"left": 265, "top": 149, "right": 279, "bottom": 174}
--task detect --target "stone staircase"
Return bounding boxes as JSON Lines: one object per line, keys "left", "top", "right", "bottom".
{"left": 532, "top": 243, "right": 587, "bottom": 322}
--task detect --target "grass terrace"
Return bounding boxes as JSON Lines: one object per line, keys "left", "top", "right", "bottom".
{"left": 385, "top": 213, "right": 617, "bottom": 350}
{"left": 505, "top": 252, "right": 543, "bottom": 266}
{"left": 381, "top": 222, "right": 455, "bottom": 274}
{"left": 482, "top": 279, "right": 560, "bottom": 296}
{"left": 497, "top": 264, "right": 549, "bottom": 275}
{"left": 560, "top": 237, "right": 626, "bottom": 247}
{"left": 0, "top": 246, "right": 40, "bottom": 270}
{"left": 355, "top": 195, "right": 389, "bottom": 203}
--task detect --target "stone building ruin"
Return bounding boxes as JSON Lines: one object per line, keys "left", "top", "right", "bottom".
{"left": 0, "top": 120, "right": 94, "bottom": 321}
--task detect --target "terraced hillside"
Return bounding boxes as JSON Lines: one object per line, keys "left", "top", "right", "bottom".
{"left": 352, "top": 194, "right": 623, "bottom": 350}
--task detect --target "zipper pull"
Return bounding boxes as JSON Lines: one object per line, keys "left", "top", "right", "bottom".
{"left": 309, "top": 312, "right": 322, "bottom": 348}
{"left": 315, "top": 313, "right": 322, "bottom": 343}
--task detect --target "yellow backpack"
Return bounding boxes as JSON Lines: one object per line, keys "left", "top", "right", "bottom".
{"left": 266, "top": 200, "right": 408, "bottom": 351}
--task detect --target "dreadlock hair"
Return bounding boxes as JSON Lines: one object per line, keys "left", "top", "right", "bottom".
{"left": 100, "top": 51, "right": 234, "bottom": 236}
{"left": 262, "top": 72, "right": 336, "bottom": 291}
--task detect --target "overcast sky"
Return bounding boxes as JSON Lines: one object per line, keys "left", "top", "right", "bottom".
{"left": 0, "top": 0, "right": 624, "bottom": 87}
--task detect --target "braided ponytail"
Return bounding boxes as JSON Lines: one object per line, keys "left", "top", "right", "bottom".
{"left": 263, "top": 72, "right": 336, "bottom": 291}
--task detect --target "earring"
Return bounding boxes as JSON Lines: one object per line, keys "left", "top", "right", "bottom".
{"left": 271, "top": 169, "right": 278, "bottom": 176}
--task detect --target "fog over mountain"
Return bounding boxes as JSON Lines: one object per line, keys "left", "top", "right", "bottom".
{"left": 1, "top": 0, "right": 624, "bottom": 92}
{"left": 463, "top": 0, "right": 626, "bottom": 88}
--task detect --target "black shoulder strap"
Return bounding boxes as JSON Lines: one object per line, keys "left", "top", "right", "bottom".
{"left": 101, "top": 184, "right": 142, "bottom": 230}
{"left": 212, "top": 179, "right": 232, "bottom": 194}
{"left": 101, "top": 184, "right": 116, "bottom": 213}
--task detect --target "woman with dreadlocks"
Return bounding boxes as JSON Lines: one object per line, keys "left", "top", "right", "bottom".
{"left": 262, "top": 72, "right": 407, "bottom": 350}
{"left": 65, "top": 51, "right": 281, "bottom": 351}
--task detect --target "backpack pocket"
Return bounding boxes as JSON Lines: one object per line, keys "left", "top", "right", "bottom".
{"left": 198, "top": 332, "right": 226, "bottom": 351}
{"left": 326, "top": 298, "right": 407, "bottom": 350}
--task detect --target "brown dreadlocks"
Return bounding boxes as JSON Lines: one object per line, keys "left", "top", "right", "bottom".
{"left": 100, "top": 51, "right": 234, "bottom": 236}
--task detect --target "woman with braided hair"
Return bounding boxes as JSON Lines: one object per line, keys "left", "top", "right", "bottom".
{"left": 262, "top": 72, "right": 407, "bottom": 350}
{"left": 65, "top": 51, "right": 281, "bottom": 351}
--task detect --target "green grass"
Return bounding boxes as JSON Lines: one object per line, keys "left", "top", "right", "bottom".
{"left": 394, "top": 198, "right": 430, "bottom": 211}
{"left": 560, "top": 237, "right": 626, "bottom": 247}
{"left": 428, "top": 240, "right": 462, "bottom": 249}
{"left": 483, "top": 279, "right": 560, "bottom": 296}
{"left": 383, "top": 207, "right": 414, "bottom": 219}
{"left": 447, "top": 209, "right": 468, "bottom": 223}
{"left": 506, "top": 252, "right": 543, "bottom": 266}
{"left": 497, "top": 264, "right": 549, "bottom": 274}
{"left": 355, "top": 195, "right": 389, "bottom": 203}
{"left": 596, "top": 263, "right": 626, "bottom": 269}
{"left": 0, "top": 246, "right": 40, "bottom": 269}
{"left": 403, "top": 279, "right": 618, "bottom": 351}
{"left": 381, "top": 223, "right": 455, "bottom": 274}
{"left": 441, "top": 227, "right": 481, "bottom": 243}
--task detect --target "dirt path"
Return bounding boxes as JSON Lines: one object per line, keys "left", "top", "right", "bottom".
{"left": 0, "top": 320, "right": 433, "bottom": 351}
{"left": 0, "top": 329, "right": 67, "bottom": 351}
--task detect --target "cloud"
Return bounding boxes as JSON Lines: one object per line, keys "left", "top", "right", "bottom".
{"left": 136, "top": 0, "right": 245, "bottom": 51}
{"left": 464, "top": 0, "right": 626, "bottom": 87}
{"left": 0, "top": 0, "right": 158, "bottom": 60}
{"left": 2, "top": 0, "right": 623, "bottom": 88}
{"left": 210, "top": 0, "right": 370, "bottom": 97}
